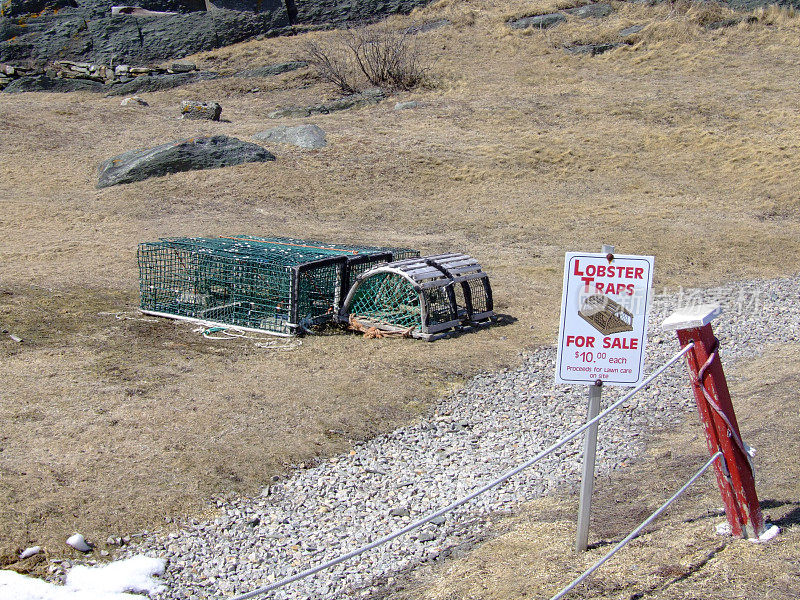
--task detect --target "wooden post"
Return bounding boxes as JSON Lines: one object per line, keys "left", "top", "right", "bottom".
{"left": 662, "top": 304, "right": 765, "bottom": 539}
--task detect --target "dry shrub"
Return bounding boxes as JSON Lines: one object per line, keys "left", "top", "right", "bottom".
{"left": 683, "top": 0, "right": 740, "bottom": 27}
{"left": 750, "top": 3, "right": 799, "bottom": 25}
{"left": 303, "top": 25, "right": 428, "bottom": 94}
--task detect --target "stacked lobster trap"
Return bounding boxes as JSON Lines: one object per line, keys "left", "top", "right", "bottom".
{"left": 138, "top": 236, "right": 494, "bottom": 339}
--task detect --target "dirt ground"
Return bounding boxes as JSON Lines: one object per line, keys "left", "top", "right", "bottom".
{"left": 385, "top": 344, "right": 800, "bottom": 600}
{"left": 1, "top": 0, "right": 800, "bottom": 568}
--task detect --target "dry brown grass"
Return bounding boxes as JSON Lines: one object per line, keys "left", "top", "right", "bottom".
{"left": 1, "top": 0, "right": 800, "bottom": 565}
{"left": 385, "top": 345, "right": 800, "bottom": 600}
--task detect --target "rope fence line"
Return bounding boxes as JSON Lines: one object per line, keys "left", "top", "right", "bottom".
{"left": 549, "top": 450, "right": 724, "bottom": 600}
{"left": 693, "top": 339, "right": 754, "bottom": 471}
{"left": 227, "top": 343, "right": 695, "bottom": 600}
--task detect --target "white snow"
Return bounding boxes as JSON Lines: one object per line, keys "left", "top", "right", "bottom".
{"left": 0, "top": 556, "right": 166, "bottom": 600}
{"left": 19, "top": 547, "right": 42, "bottom": 560}
{"left": 750, "top": 523, "right": 781, "bottom": 543}
{"left": 715, "top": 521, "right": 732, "bottom": 536}
{"left": 65, "top": 534, "right": 92, "bottom": 553}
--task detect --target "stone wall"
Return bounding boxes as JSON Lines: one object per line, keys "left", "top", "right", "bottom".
{"left": 0, "top": 59, "right": 199, "bottom": 90}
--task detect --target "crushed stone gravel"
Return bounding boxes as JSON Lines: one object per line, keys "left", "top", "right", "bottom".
{"left": 102, "top": 275, "right": 800, "bottom": 600}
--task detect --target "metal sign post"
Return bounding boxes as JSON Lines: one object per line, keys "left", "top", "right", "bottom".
{"left": 575, "top": 379, "right": 603, "bottom": 552}
{"left": 555, "top": 244, "right": 654, "bottom": 552}
{"left": 575, "top": 243, "right": 612, "bottom": 552}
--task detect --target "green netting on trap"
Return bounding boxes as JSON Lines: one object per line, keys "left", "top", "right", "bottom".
{"left": 227, "top": 235, "right": 419, "bottom": 294}
{"left": 347, "top": 272, "right": 421, "bottom": 330}
{"left": 138, "top": 242, "right": 298, "bottom": 334}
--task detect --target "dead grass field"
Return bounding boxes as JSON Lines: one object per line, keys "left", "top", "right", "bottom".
{"left": 385, "top": 344, "right": 800, "bottom": 600}
{"left": 1, "top": 0, "right": 800, "bottom": 567}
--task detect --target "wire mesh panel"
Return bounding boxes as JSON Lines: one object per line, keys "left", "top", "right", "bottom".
{"left": 222, "top": 235, "right": 419, "bottom": 305}
{"left": 295, "top": 260, "right": 344, "bottom": 326}
{"left": 423, "top": 286, "right": 458, "bottom": 331}
{"left": 138, "top": 241, "right": 297, "bottom": 334}
{"left": 425, "top": 253, "right": 494, "bottom": 322}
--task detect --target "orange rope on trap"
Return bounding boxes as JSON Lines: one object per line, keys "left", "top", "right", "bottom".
{"left": 348, "top": 314, "right": 413, "bottom": 339}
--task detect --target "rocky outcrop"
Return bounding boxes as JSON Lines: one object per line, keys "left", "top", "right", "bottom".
{"left": 508, "top": 13, "right": 566, "bottom": 30}
{"left": 97, "top": 136, "right": 275, "bottom": 188}
{"left": 253, "top": 124, "right": 327, "bottom": 149}
{"left": 292, "top": 0, "right": 431, "bottom": 26}
{"left": 0, "top": 3, "right": 290, "bottom": 67}
{"left": 3, "top": 73, "right": 104, "bottom": 92}
{"left": 234, "top": 60, "right": 307, "bottom": 78}
{"left": 104, "top": 70, "right": 219, "bottom": 95}
{"left": 268, "top": 87, "right": 384, "bottom": 118}
{"left": 0, "top": 0, "right": 438, "bottom": 69}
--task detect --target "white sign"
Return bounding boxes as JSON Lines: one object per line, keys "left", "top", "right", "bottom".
{"left": 555, "top": 252, "right": 654, "bottom": 386}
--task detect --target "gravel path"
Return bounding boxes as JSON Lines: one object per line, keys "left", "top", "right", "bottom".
{"left": 110, "top": 275, "right": 799, "bottom": 600}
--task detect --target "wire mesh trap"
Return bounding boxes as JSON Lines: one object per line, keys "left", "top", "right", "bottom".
{"left": 138, "top": 235, "right": 418, "bottom": 336}
{"left": 341, "top": 253, "right": 494, "bottom": 340}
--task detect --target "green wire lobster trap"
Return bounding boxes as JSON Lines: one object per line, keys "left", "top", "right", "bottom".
{"left": 137, "top": 235, "right": 418, "bottom": 336}
{"left": 341, "top": 253, "right": 494, "bottom": 340}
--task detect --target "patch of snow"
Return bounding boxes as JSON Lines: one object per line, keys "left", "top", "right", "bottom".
{"left": 715, "top": 521, "right": 732, "bottom": 536}
{"left": 66, "top": 533, "right": 92, "bottom": 553}
{"left": 20, "top": 546, "right": 42, "bottom": 560}
{"left": 750, "top": 523, "right": 780, "bottom": 543}
{"left": 0, "top": 556, "right": 166, "bottom": 600}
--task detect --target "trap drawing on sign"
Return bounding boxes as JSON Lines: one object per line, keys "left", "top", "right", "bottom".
{"left": 578, "top": 294, "right": 634, "bottom": 336}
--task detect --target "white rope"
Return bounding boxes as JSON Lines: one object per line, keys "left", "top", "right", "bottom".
{"left": 549, "top": 451, "right": 724, "bottom": 600}
{"left": 97, "top": 311, "right": 159, "bottom": 323}
{"left": 194, "top": 326, "right": 303, "bottom": 350}
{"left": 226, "top": 343, "right": 695, "bottom": 600}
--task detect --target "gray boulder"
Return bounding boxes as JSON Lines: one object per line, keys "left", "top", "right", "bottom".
{"left": 394, "top": 100, "right": 419, "bottom": 110}
{"left": 181, "top": 100, "right": 222, "bottom": 120}
{"left": 565, "top": 3, "right": 613, "bottom": 18}
{"left": 508, "top": 13, "right": 566, "bottom": 29}
{"left": 97, "top": 135, "right": 275, "bottom": 188}
{"left": 253, "top": 124, "right": 327, "bottom": 149}
{"left": 234, "top": 61, "right": 307, "bottom": 78}
{"left": 120, "top": 95, "right": 148, "bottom": 106}
{"left": 169, "top": 61, "right": 196, "bottom": 73}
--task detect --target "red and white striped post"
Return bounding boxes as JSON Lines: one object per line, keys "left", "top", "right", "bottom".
{"left": 662, "top": 304, "right": 766, "bottom": 539}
